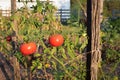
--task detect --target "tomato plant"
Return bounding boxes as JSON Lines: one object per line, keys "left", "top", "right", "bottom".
{"left": 0, "top": 1, "right": 88, "bottom": 80}
{"left": 49, "top": 34, "right": 64, "bottom": 47}
{"left": 20, "top": 42, "right": 37, "bottom": 56}
{"left": 99, "top": 18, "right": 120, "bottom": 80}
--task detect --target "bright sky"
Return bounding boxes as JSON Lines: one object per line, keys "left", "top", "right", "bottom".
{"left": 0, "top": 0, "right": 70, "bottom": 10}
{"left": 0, "top": 0, "right": 11, "bottom": 9}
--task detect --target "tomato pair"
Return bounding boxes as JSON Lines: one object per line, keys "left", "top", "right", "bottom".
{"left": 20, "top": 34, "right": 64, "bottom": 56}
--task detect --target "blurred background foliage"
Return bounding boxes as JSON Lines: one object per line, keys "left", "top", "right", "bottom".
{"left": 0, "top": 0, "right": 120, "bottom": 79}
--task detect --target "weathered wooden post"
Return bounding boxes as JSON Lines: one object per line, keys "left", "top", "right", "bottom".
{"left": 86, "top": 0, "right": 103, "bottom": 80}
{"left": 11, "top": 56, "right": 21, "bottom": 80}
{"left": 11, "top": 0, "right": 16, "bottom": 13}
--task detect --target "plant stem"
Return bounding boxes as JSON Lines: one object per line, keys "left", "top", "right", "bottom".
{"left": 51, "top": 54, "right": 74, "bottom": 79}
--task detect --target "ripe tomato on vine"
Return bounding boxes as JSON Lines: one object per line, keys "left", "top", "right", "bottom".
{"left": 49, "top": 34, "right": 64, "bottom": 47}
{"left": 20, "top": 42, "right": 37, "bottom": 56}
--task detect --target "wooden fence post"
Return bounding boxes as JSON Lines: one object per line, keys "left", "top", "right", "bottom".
{"left": 11, "top": 56, "right": 21, "bottom": 80}
{"left": 86, "top": 0, "right": 103, "bottom": 80}
{"left": 11, "top": 0, "right": 16, "bottom": 13}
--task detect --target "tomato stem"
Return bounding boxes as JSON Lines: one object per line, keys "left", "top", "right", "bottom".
{"left": 50, "top": 49, "right": 74, "bottom": 79}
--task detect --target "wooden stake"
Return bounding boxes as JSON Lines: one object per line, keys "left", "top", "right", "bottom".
{"left": 11, "top": 0, "right": 16, "bottom": 13}
{"left": 86, "top": 0, "right": 103, "bottom": 80}
{"left": 11, "top": 56, "right": 21, "bottom": 80}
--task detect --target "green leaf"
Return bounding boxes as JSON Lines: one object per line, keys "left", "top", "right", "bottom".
{"left": 47, "top": 4, "right": 53, "bottom": 11}
{"left": 44, "top": 48, "right": 50, "bottom": 53}
{"left": 37, "top": 6, "right": 43, "bottom": 13}
{"left": 34, "top": 53, "right": 41, "bottom": 57}
{"left": 113, "top": 76, "right": 118, "bottom": 80}
{"left": 59, "top": 47, "right": 67, "bottom": 59}
{"left": 37, "top": 63, "right": 42, "bottom": 69}
{"left": 51, "top": 61, "right": 57, "bottom": 70}
{"left": 67, "top": 46, "right": 75, "bottom": 59}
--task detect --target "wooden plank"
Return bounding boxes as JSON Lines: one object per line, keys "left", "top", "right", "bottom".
{"left": 0, "top": 52, "right": 14, "bottom": 80}
{"left": 11, "top": 56, "right": 21, "bottom": 80}
{"left": 0, "top": 10, "right": 11, "bottom": 17}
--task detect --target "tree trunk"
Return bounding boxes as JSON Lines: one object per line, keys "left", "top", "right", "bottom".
{"left": 86, "top": 0, "right": 103, "bottom": 80}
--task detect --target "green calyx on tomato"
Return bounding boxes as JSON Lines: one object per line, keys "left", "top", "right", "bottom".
{"left": 20, "top": 42, "right": 37, "bottom": 56}
{"left": 49, "top": 34, "right": 64, "bottom": 47}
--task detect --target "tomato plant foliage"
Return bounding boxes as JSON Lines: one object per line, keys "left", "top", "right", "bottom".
{"left": 0, "top": 1, "right": 88, "bottom": 79}
{"left": 100, "top": 18, "right": 120, "bottom": 79}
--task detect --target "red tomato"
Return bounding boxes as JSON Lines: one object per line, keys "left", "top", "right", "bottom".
{"left": 49, "top": 34, "right": 64, "bottom": 47}
{"left": 20, "top": 42, "right": 37, "bottom": 56}
{"left": 6, "top": 36, "right": 12, "bottom": 42}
